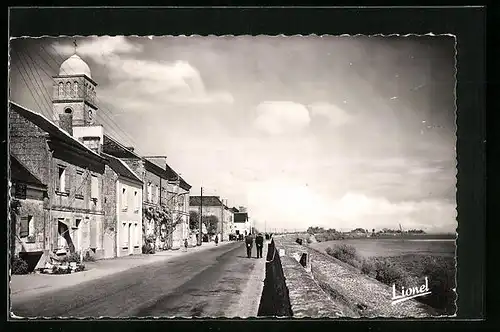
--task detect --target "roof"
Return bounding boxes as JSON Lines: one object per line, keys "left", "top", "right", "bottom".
{"left": 103, "top": 134, "right": 142, "bottom": 159}
{"left": 59, "top": 54, "right": 92, "bottom": 79}
{"left": 190, "top": 196, "right": 223, "bottom": 207}
{"left": 10, "top": 154, "right": 46, "bottom": 188}
{"left": 230, "top": 207, "right": 239, "bottom": 213}
{"left": 143, "top": 158, "right": 191, "bottom": 191}
{"left": 102, "top": 152, "right": 143, "bottom": 184}
{"left": 9, "top": 101, "right": 105, "bottom": 162}
{"left": 234, "top": 212, "right": 249, "bottom": 223}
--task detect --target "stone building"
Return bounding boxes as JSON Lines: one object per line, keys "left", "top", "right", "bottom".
{"left": 10, "top": 154, "right": 48, "bottom": 257}
{"left": 102, "top": 135, "right": 191, "bottom": 251}
{"left": 189, "top": 196, "right": 227, "bottom": 241}
{"left": 9, "top": 101, "right": 108, "bottom": 258}
{"left": 222, "top": 202, "right": 234, "bottom": 241}
{"left": 102, "top": 153, "right": 143, "bottom": 258}
{"left": 233, "top": 210, "right": 250, "bottom": 237}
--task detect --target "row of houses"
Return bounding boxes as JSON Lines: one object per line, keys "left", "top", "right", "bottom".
{"left": 9, "top": 52, "right": 251, "bottom": 265}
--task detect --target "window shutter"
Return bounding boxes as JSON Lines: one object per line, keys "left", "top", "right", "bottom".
{"left": 20, "top": 216, "right": 29, "bottom": 237}
{"left": 64, "top": 169, "right": 70, "bottom": 193}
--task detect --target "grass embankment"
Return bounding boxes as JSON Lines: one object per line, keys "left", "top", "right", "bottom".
{"left": 325, "top": 244, "right": 456, "bottom": 316}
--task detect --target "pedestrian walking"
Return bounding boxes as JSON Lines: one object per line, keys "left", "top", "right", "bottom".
{"left": 184, "top": 238, "right": 188, "bottom": 252}
{"left": 214, "top": 234, "right": 219, "bottom": 246}
{"left": 255, "top": 233, "right": 264, "bottom": 258}
{"left": 245, "top": 234, "right": 254, "bottom": 258}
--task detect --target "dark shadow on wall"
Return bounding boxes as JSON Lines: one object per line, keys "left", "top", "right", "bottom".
{"left": 257, "top": 239, "right": 293, "bottom": 317}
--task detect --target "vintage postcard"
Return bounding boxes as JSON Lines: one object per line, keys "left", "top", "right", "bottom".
{"left": 8, "top": 35, "right": 457, "bottom": 319}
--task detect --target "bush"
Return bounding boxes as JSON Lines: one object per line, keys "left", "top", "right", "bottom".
{"left": 296, "top": 238, "right": 303, "bottom": 245}
{"left": 373, "top": 260, "right": 412, "bottom": 288}
{"left": 83, "top": 251, "right": 96, "bottom": 262}
{"left": 142, "top": 243, "right": 155, "bottom": 254}
{"left": 420, "top": 257, "right": 456, "bottom": 315}
{"left": 62, "top": 252, "right": 81, "bottom": 263}
{"left": 11, "top": 256, "right": 29, "bottom": 275}
{"left": 361, "top": 258, "right": 375, "bottom": 275}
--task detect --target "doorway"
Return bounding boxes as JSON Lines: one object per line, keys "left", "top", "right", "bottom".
{"left": 128, "top": 223, "right": 133, "bottom": 255}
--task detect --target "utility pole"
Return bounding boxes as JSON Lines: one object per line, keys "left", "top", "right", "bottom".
{"left": 198, "top": 187, "right": 203, "bottom": 246}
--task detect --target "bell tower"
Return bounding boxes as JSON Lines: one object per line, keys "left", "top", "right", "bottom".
{"left": 52, "top": 40, "right": 103, "bottom": 154}
{"left": 52, "top": 41, "right": 98, "bottom": 130}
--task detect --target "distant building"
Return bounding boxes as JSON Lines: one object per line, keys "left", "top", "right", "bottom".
{"left": 189, "top": 196, "right": 226, "bottom": 240}
{"left": 233, "top": 209, "right": 250, "bottom": 236}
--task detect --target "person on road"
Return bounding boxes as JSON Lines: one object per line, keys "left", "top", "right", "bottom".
{"left": 184, "top": 239, "right": 188, "bottom": 252}
{"left": 214, "top": 234, "right": 219, "bottom": 246}
{"left": 245, "top": 234, "right": 254, "bottom": 258}
{"left": 255, "top": 233, "right": 264, "bottom": 258}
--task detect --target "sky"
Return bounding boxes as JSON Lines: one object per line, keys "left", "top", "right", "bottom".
{"left": 9, "top": 35, "right": 457, "bottom": 233}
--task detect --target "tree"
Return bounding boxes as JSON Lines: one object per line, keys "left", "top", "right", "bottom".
{"left": 189, "top": 211, "right": 199, "bottom": 230}
{"left": 203, "top": 215, "right": 219, "bottom": 235}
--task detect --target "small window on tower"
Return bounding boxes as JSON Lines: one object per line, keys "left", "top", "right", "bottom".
{"left": 66, "top": 82, "right": 71, "bottom": 96}
{"left": 58, "top": 83, "right": 64, "bottom": 97}
{"left": 74, "top": 81, "right": 79, "bottom": 97}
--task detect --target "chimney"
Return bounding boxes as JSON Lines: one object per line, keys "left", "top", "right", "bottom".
{"left": 59, "top": 111, "right": 73, "bottom": 136}
{"left": 83, "top": 136, "right": 102, "bottom": 154}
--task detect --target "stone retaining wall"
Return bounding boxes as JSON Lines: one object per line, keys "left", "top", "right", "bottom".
{"left": 257, "top": 239, "right": 293, "bottom": 317}
{"left": 274, "top": 235, "right": 435, "bottom": 318}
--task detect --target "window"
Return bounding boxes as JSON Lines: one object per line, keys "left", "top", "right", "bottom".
{"left": 56, "top": 166, "right": 69, "bottom": 193}
{"left": 135, "top": 223, "right": 140, "bottom": 247}
{"left": 155, "top": 185, "right": 160, "bottom": 204}
{"left": 58, "top": 82, "right": 64, "bottom": 97}
{"left": 134, "top": 191, "right": 139, "bottom": 212}
{"left": 147, "top": 182, "right": 152, "bottom": 203}
{"left": 20, "top": 216, "right": 35, "bottom": 242}
{"left": 66, "top": 82, "right": 71, "bottom": 96}
{"left": 121, "top": 186, "right": 128, "bottom": 211}
{"left": 122, "top": 223, "right": 128, "bottom": 248}
{"left": 91, "top": 175, "right": 98, "bottom": 200}
{"left": 74, "top": 81, "right": 79, "bottom": 97}
{"left": 76, "top": 170, "right": 84, "bottom": 198}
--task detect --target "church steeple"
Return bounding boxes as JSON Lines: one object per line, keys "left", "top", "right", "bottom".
{"left": 51, "top": 45, "right": 98, "bottom": 130}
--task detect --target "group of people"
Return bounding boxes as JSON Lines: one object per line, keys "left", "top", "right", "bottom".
{"left": 244, "top": 233, "right": 266, "bottom": 258}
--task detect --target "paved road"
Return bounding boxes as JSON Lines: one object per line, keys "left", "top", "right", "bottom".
{"left": 11, "top": 241, "right": 267, "bottom": 318}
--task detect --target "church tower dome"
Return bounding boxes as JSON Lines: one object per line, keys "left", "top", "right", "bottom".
{"left": 59, "top": 54, "right": 92, "bottom": 78}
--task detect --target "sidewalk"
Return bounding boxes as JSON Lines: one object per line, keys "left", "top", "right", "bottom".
{"left": 228, "top": 241, "right": 268, "bottom": 318}
{"left": 10, "top": 241, "right": 236, "bottom": 300}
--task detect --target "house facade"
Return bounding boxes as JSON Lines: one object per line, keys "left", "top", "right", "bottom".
{"left": 233, "top": 211, "right": 250, "bottom": 237}
{"left": 189, "top": 196, "right": 225, "bottom": 240}
{"left": 102, "top": 153, "right": 143, "bottom": 258}
{"left": 9, "top": 101, "right": 108, "bottom": 259}
{"left": 222, "top": 204, "right": 234, "bottom": 241}
{"left": 10, "top": 154, "right": 48, "bottom": 257}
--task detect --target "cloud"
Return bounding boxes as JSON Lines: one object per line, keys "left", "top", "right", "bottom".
{"left": 52, "top": 36, "right": 143, "bottom": 61}
{"left": 308, "top": 102, "right": 352, "bottom": 126}
{"left": 52, "top": 37, "right": 233, "bottom": 106}
{"left": 254, "top": 101, "right": 311, "bottom": 135}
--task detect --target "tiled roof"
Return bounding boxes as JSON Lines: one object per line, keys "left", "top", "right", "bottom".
{"left": 190, "top": 196, "right": 223, "bottom": 207}
{"left": 10, "top": 154, "right": 46, "bottom": 188}
{"left": 102, "top": 152, "right": 143, "bottom": 184}
{"left": 103, "top": 134, "right": 142, "bottom": 159}
{"left": 9, "top": 101, "right": 105, "bottom": 161}
{"left": 234, "top": 212, "right": 248, "bottom": 223}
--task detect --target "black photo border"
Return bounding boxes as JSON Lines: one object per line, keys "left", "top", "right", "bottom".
{"left": 4, "top": 5, "right": 489, "bottom": 332}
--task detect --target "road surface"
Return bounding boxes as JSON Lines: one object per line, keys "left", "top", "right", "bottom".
{"left": 11, "top": 241, "right": 266, "bottom": 318}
